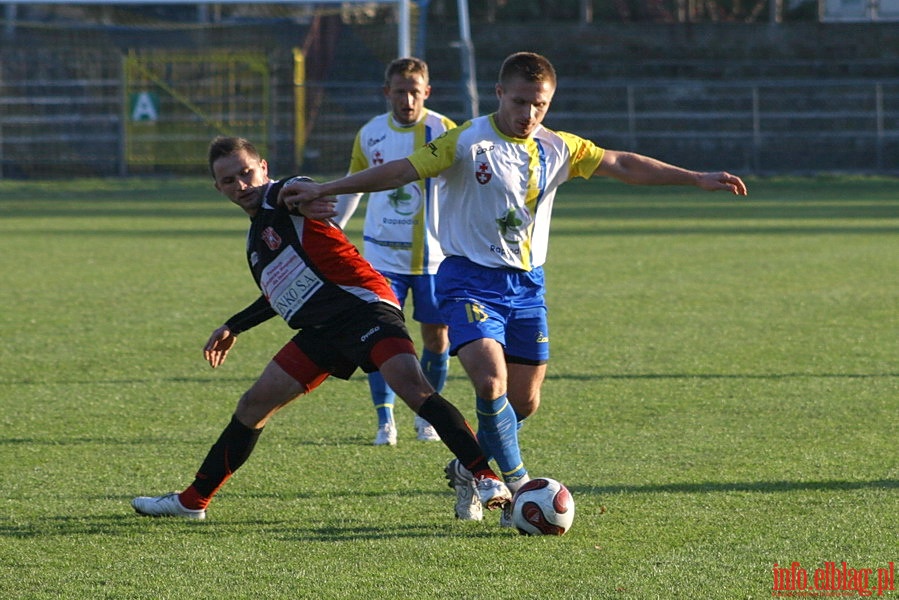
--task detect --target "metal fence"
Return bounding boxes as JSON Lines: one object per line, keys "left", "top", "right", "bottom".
{"left": 1, "top": 65, "right": 897, "bottom": 177}
{"left": 544, "top": 79, "right": 899, "bottom": 174}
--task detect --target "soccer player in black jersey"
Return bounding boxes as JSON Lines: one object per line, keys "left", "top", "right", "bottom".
{"left": 131, "top": 136, "right": 511, "bottom": 520}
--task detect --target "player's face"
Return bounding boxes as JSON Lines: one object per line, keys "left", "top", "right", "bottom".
{"left": 213, "top": 149, "right": 270, "bottom": 216}
{"left": 494, "top": 76, "right": 555, "bottom": 139}
{"left": 385, "top": 73, "right": 430, "bottom": 125}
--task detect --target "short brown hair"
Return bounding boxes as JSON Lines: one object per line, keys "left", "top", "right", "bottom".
{"left": 207, "top": 136, "right": 261, "bottom": 178}
{"left": 498, "top": 52, "right": 556, "bottom": 87}
{"left": 384, "top": 57, "right": 429, "bottom": 85}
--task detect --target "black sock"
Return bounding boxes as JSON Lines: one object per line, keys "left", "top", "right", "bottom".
{"left": 190, "top": 414, "right": 263, "bottom": 499}
{"left": 417, "top": 393, "right": 491, "bottom": 474}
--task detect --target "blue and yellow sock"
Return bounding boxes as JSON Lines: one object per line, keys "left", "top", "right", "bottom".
{"left": 476, "top": 394, "right": 528, "bottom": 484}
{"left": 420, "top": 348, "right": 449, "bottom": 393}
{"left": 368, "top": 371, "right": 395, "bottom": 427}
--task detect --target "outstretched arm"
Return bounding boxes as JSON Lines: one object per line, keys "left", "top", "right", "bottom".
{"left": 279, "top": 158, "right": 421, "bottom": 211}
{"left": 204, "top": 295, "right": 277, "bottom": 368}
{"left": 595, "top": 150, "right": 747, "bottom": 196}
{"left": 204, "top": 325, "right": 237, "bottom": 368}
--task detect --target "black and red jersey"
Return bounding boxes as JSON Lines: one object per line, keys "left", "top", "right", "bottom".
{"left": 227, "top": 178, "right": 399, "bottom": 333}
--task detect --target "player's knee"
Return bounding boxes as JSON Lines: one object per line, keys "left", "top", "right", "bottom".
{"left": 420, "top": 324, "right": 449, "bottom": 353}
{"left": 509, "top": 394, "right": 540, "bottom": 419}
{"left": 233, "top": 393, "right": 264, "bottom": 428}
{"left": 379, "top": 354, "right": 433, "bottom": 401}
{"left": 474, "top": 376, "right": 506, "bottom": 401}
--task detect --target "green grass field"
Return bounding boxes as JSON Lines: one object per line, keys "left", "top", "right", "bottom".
{"left": 1, "top": 175, "right": 896, "bottom": 599}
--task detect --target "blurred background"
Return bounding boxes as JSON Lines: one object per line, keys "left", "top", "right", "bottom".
{"left": 0, "top": 0, "right": 896, "bottom": 178}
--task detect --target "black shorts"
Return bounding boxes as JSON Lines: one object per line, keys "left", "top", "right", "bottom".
{"left": 276, "top": 302, "right": 414, "bottom": 383}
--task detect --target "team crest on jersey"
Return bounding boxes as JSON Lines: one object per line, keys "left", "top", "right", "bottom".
{"left": 475, "top": 161, "right": 492, "bottom": 184}
{"left": 372, "top": 150, "right": 384, "bottom": 165}
{"left": 261, "top": 226, "right": 282, "bottom": 251}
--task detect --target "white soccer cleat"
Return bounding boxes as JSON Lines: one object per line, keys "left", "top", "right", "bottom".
{"left": 132, "top": 492, "right": 206, "bottom": 520}
{"left": 499, "top": 474, "right": 531, "bottom": 527}
{"left": 414, "top": 415, "right": 441, "bottom": 442}
{"left": 475, "top": 476, "right": 512, "bottom": 511}
{"left": 499, "top": 501, "right": 514, "bottom": 528}
{"left": 374, "top": 422, "right": 397, "bottom": 446}
{"left": 444, "top": 458, "right": 483, "bottom": 521}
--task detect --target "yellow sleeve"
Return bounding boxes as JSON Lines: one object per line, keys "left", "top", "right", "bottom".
{"left": 558, "top": 131, "right": 605, "bottom": 180}
{"left": 407, "top": 121, "right": 469, "bottom": 179}
{"left": 346, "top": 130, "right": 368, "bottom": 175}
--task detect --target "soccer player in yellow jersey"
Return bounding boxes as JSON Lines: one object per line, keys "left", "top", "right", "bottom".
{"left": 334, "top": 58, "right": 456, "bottom": 448}
{"left": 280, "top": 52, "right": 748, "bottom": 525}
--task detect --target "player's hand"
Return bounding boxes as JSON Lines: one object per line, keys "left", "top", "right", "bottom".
{"left": 279, "top": 180, "right": 338, "bottom": 220}
{"left": 279, "top": 179, "right": 321, "bottom": 211}
{"left": 204, "top": 325, "right": 237, "bottom": 369}
{"left": 698, "top": 171, "right": 748, "bottom": 196}
{"left": 298, "top": 196, "right": 339, "bottom": 220}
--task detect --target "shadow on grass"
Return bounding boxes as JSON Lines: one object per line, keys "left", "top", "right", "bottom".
{"left": 1, "top": 375, "right": 255, "bottom": 386}
{"left": 545, "top": 372, "right": 899, "bottom": 382}
{"left": 0, "top": 507, "right": 498, "bottom": 541}
{"left": 0, "top": 434, "right": 394, "bottom": 447}
{"left": 273, "top": 523, "right": 501, "bottom": 542}
{"left": 2, "top": 479, "right": 895, "bottom": 540}
{"left": 576, "top": 478, "right": 899, "bottom": 496}
{"left": 5, "top": 371, "right": 897, "bottom": 388}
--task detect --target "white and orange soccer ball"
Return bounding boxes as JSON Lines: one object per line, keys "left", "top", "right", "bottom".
{"left": 510, "top": 477, "right": 575, "bottom": 536}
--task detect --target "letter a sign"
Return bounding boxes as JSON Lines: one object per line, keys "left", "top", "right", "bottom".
{"left": 130, "top": 92, "right": 159, "bottom": 122}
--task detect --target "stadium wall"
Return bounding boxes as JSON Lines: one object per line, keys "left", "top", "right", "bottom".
{"left": 0, "top": 21, "right": 897, "bottom": 177}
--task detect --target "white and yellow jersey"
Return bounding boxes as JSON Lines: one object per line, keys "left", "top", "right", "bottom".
{"left": 342, "top": 109, "right": 456, "bottom": 275}
{"left": 407, "top": 114, "right": 605, "bottom": 271}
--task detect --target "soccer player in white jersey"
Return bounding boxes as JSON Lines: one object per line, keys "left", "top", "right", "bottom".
{"left": 280, "top": 51, "right": 748, "bottom": 525}
{"left": 334, "top": 58, "right": 457, "bottom": 447}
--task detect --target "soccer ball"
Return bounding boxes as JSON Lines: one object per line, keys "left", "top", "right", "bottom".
{"left": 510, "top": 477, "right": 575, "bottom": 536}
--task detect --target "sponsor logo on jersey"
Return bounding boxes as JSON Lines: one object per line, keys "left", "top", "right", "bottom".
{"left": 360, "top": 325, "right": 381, "bottom": 342}
{"left": 271, "top": 270, "right": 323, "bottom": 318}
{"left": 260, "top": 247, "right": 324, "bottom": 322}
{"left": 496, "top": 208, "right": 524, "bottom": 241}
{"left": 262, "top": 226, "right": 282, "bottom": 251}
{"left": 388, "top": 185, "right": 418, "bottom": 216}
